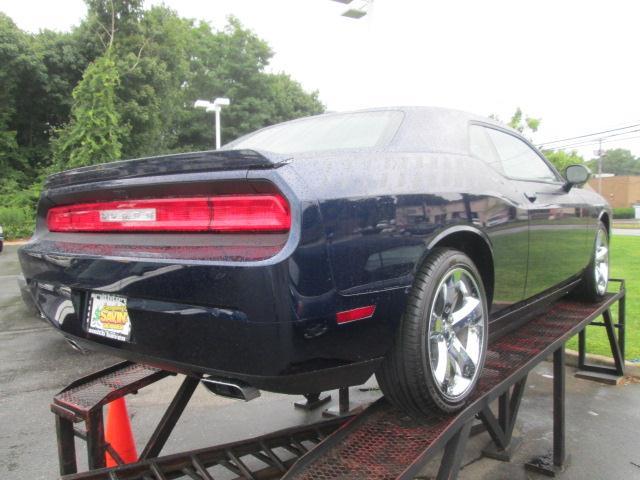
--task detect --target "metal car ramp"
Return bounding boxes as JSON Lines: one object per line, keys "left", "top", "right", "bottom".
{"left": 53, "top": 281, "right": 626, "bottom": 480}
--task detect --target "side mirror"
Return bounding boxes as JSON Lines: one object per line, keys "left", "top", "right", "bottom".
{"left": 563, "top": 164, "right": 590, "bottom": 192}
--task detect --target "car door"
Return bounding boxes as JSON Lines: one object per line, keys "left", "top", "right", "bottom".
{"left": 483, "top": 127, "right": 591, "bottom": 297}
{"left": 468, "top": 125, "right": 530, "bottom": 314}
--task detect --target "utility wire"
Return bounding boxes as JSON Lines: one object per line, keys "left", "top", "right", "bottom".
{"left": 544, "top": 132, "right": 640, "bottom": 151}
{"left": 537, "top": 122, "right": 640, "bottom": 146}
{"left": 542, "top": 128, "right": 640, "bottom": 150}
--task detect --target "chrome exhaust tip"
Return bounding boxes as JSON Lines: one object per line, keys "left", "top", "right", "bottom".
{"left": 65, "top": 338, "right": 88, "bottom": 354}
{"left": 200, "top": 376, "right": 260, "bottom": 401}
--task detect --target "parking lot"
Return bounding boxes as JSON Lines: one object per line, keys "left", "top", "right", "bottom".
{"left": 2, "top": 243, "right": 640, "bottom": 479}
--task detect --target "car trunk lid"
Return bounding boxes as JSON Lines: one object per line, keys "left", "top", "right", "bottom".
{"left": 45, "top": 149, "right": 288, "bottom": 189}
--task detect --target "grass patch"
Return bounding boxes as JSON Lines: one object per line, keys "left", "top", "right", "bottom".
{"left": 566, "top": 235, "right": 640, "bottom": 361}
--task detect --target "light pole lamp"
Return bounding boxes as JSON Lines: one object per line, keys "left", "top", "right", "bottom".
{"left": 194, "top": 97, "right": 231, "bottom": 150}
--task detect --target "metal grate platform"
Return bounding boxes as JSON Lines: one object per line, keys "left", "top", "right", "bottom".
{"left": 54, "top": 362, "right": 170, "bottom": 415}
{"left": 282, "top": 293, "right": 619, "bottom": 480}
{"left": 52, "top": 362, "right": 173, "bottom": 473}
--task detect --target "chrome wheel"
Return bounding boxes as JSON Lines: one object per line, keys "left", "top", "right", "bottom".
{"left": 594, "top": 228, "right": 609, "bottom": 296}
{"left": 427, "top": 267, "right": 486, "bottom": 401}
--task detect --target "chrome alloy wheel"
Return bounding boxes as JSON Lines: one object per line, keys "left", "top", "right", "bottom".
{"left": 427, "top": 267, "right": 486, "bottom": 401}
{"left": 595, "top": 228, "right": 609, "bottom": 296}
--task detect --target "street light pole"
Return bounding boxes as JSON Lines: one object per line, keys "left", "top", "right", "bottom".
{"left": 214, "top": 107, "right": 221, "bottom": 150}
{"left": 194, "top": 97, "right": 231, "bottom": 150}
{"left": 597, "top": 138, "right": 603, "bottom": 195}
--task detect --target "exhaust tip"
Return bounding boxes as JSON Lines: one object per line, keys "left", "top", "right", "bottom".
{"left": 200, "top": 376, "right": 260, "bottom": 401}
{"left": 65, "top": 338, "right": 89, "bottom": 354}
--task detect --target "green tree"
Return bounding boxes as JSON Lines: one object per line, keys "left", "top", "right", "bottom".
{"left": 543, "top": 149, "right": 586, "bottom": 174}
{"left": 263, "top": 73, "right": 324, "bottom": 125}
{"left": 2, "top": 4, "right": 324, "bottom": 183}
{"left": 507, "top": 107, "right": 541, "bottom": 134}
{"left": 115, "top": 5, "right": 192, "bottom": 156}
{"left": 53, "top": 54, "right": 127, "bottom": 169}
{"left": 0, "top": 14, "right": 44, "bottom": 180}
{"left": 174, "top": 16, "right": 324, "bottom": 151}
{"left": 33, "top": 29, "right": 96, "bottom": 131}
{"left": 586, "top": 148, "right": 640, "bottom": 175}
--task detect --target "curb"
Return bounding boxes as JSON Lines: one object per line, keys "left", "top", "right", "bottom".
{"left": 565, "top": 348, "right": 640, "bottom": 379}
{"left": 5, "top": 240, "right": 29, "bottom": 246}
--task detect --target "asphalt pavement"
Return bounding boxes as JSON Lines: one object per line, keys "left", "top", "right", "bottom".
{"left": 1, "top": 244, "right": 640, "bottom": 479}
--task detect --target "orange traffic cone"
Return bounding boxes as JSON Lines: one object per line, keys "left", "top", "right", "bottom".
{"left": 105, "top": 397, "right": 138, "bottom": 467}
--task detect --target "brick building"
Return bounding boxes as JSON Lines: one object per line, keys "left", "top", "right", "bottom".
{"left": 587, "top": 175, "right": 640, "bottom": 208}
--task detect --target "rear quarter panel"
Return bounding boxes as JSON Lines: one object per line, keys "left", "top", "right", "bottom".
{"left": 289, "top": 151, "right": 530, "bottom": 316}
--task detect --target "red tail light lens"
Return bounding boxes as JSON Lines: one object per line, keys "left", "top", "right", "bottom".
{"left": 336, "top": 305, "right": 376, "bottom": 324}
{"left": 47, "top": 195, "right": 290, "bottom": 233}
{"left": 210, "top": 195, "right": 291, "bottom": 232}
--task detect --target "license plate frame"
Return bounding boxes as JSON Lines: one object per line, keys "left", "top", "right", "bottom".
{"left": 86, "top": 293, "right": 132, "bottom": 342}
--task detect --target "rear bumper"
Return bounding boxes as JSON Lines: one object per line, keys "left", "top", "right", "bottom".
{"left": 61, "top": 332, "right": 383, "bottom": 394}
{"left": 18, "top": 243, "right": 404, "bottom": 394}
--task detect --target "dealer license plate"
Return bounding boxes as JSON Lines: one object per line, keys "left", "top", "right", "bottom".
{"left": 87, "top": 293, "right": 132, "bottom": 342}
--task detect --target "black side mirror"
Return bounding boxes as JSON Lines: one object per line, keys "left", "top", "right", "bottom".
{"left": 563, "top": 164, "right": 590, "bottom": 192}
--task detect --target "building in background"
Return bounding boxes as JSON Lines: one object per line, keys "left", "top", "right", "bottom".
{"left": 588, "top": 176, "right": 640, "bottom": 208}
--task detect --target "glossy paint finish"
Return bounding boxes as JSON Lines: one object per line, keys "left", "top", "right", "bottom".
{"left": 18, "top": 107, "right": 611, "bottom": 394}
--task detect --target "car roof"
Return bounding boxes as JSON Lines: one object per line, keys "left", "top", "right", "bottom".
{"left": 344, "top": 106, "right": 513, "bottom": 154}
{"left": 225, "top": 106, "right": 521, "bottom": 155}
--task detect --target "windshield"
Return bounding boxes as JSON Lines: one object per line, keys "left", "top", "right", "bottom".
{"left": 228, "top": 110, "right": 404, "bottom": 154}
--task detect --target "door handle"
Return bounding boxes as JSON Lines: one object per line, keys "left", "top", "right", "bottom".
{"left": 524, "top": 192, "right": 537, "bottom": 202}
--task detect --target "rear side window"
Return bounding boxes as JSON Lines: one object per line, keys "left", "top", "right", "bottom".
{"left": 470, "top": 125, "right": 559, "bottom": 182}
{"left": 469, "top": 125, "right": 502, "bottom": 172}
{"left": 228, "top": 111, "right": 404, "bottom": 154}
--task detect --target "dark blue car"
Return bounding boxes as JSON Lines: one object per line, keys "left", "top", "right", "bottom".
{"left": 19, "top": 107, "right": 610, "bottom": 416}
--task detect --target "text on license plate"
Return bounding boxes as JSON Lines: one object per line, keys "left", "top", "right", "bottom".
{"left": 87, "top": 293, "right": 131, "bottom": 342}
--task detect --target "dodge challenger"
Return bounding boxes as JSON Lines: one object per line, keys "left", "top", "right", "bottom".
{"left": 19, "top": 107, "right": 610, "bottom": 417}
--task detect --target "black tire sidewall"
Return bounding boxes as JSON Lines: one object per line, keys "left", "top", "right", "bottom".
{"left": 416, "top": 250, "right": 489, "bottom": 411}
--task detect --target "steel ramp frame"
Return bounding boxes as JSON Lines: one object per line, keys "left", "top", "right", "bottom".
{"left": 53, "top": 281, "right": 625, "bottom": 480}
{"left": 281, "top": 282, "right": 625, "bottom": 480}
{"left": 577, "top": 279, "right": 626, "bottom": 382}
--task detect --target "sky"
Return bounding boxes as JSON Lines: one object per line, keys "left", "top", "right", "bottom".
{"left": 2, "top": 0, "right": 640, "bottom": 159}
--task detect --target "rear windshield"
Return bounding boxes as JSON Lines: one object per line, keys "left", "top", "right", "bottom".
{"left": 227, "top": 110, "right": 404, "bottom": 154}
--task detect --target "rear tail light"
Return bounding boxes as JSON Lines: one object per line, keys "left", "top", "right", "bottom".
{"left": 47, "top": 195, "right": 290, "bottom": 233}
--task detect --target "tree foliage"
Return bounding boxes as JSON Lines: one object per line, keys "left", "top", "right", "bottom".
{"left": 543, "top": 149, "right": 586, "bottom": 174}
{"left": 0, "top": 14, "right": 41, "bottom": 183}
{"left": 585, "top": 148, "right": 640, "bottom": 176}
{"left": 508, "top": 107, "right": 541, "bottom": 134}
{"left": 53, "top": 54, "right": 126, "bottom": 169}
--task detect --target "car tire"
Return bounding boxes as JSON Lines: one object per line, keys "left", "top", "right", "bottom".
{"left": 376, "top": 248, "right": 489, "bottom": 417}
{"left": 578, "top": 222, "right": 609, "bottom": 302}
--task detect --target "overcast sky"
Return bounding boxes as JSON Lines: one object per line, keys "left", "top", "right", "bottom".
{"left": 2, "top": 0, "right": 639, "bottom": 158}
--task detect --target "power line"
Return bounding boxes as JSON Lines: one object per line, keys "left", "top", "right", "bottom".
{"left": 546, "top": 130, "right": 640, "bottom": 150}
{"left": 545, "top": 132, "right": 640, "bottom": 151}
{"left": 537, "top": 122, "right": 640, "bottom": 146}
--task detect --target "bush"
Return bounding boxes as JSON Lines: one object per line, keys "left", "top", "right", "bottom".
{"left": 613, "top": 207, "right": 636, "bottom": 219}
{"left": 0, "top": 206, "right": 35, "bottom": 240}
